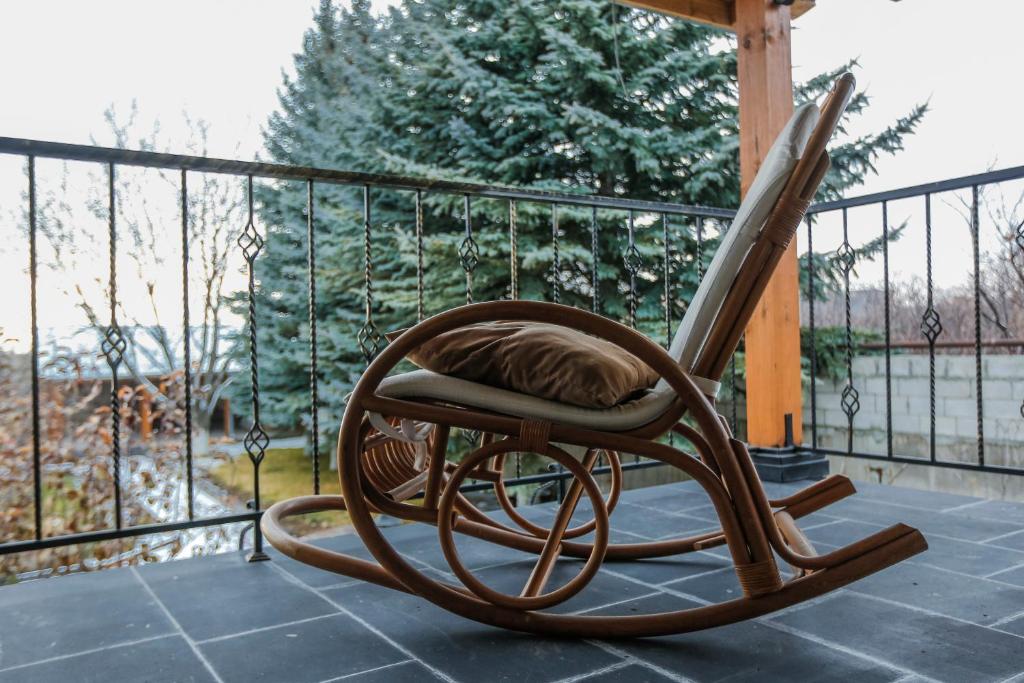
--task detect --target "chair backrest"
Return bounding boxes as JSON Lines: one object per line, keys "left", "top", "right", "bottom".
{"left": 659, "top": 73, "right": 855, "bottom": 394}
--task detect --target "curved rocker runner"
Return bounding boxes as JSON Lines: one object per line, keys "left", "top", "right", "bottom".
{"left": 262, "top": 74, "right": 928, "bottom": 638}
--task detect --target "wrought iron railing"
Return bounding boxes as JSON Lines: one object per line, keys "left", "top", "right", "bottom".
{"left": 0, "top": 136, "right": 733, "bottom": 563}
{"left": 2, "top": 134, "right": 1023, "bottom": 570}
{"left": 803, "top": 163, "right": 1024, "bottom": 476}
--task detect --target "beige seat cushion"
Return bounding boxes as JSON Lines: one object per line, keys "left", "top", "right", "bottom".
{"left": 379, "top": 368, "right": 677, "bottom": 431}
{"left": 387, "top": 322, "right": 658, "bottom": 409}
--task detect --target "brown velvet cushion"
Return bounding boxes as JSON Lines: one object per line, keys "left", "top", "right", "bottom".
{"left": 386, "top": 321, "right": 658, "bottom": 408}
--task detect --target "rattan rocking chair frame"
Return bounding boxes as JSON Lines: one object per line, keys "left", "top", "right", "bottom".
{"left": 262, "top": 73, "right": 927, "bottom": 638}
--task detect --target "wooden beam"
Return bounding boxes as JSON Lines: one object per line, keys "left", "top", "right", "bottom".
{"left": 617, "top": 0, "right": 734, "bottom": 29}
{"left": 616, "top": 0, "right": 814, "bottom": 31}
{"left": 736, "top": 0, "right": 803, "bottom": 448}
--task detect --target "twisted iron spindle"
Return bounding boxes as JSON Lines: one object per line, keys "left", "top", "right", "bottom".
{"left": 920, "top": 195, "right": 942, "bottom": 462}
{"left": 696, "top": 216, "right": 705, "bottom": 281}
{"left": 591, "top": 207, "right": 600, "bottom": 314}
{"left": 971, "top": 186, "right": 985, "bottom": 465}
{"left": 357, "top": 185, "right": 384, "bottom": 362}
{"left": 882, "top": 201, "right": 893, "bottom": 459}
{"left": 662, "top": 214, "right": 672, "bottom": 347}
{"left": 238, "top": 175, "right": 269, "bottom": 561}
{"left": 551, "top": 204, "right": 560, "bottom": 304}
{"left": 28, "top": 156, "right": 43, "bottom": 540}
{"left": 460, "top": 194, "right": 481, "bottom": 446}
{"left": 180, "top": 170, "right": 195, "bottom": 519}
{"left": 837, "top": 208, "right": 860, "bottom": 455}
{"left": 100, "top": 163, "right": 126, "bottom": 530}
{"left": 1018, "top": 218, "right": 1024, "bottom": 420}
{"left": 459, "top": 194, "right": 480, "bottom": 305}
{"left": 806, "top": 215, "right": 818, "bottom": 449}
{"left": 416, "top": 190, "right": 425, "bottom": 321}
{"left": 307, "top": 180, "right": 320, "bottom": 494}
{"left": 509, "top": 200, "right": 518, "bottom": 300}
{"left": 624, "top": 210, "right": 641, "bottom": 329}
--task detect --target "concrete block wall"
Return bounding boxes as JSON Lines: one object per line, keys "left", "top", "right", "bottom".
{"left": 806, "top": 354, "right": 1024, "bottom": 472}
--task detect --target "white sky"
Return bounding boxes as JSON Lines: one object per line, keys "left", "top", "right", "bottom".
{"left": 1, "top": 0, "right": 1020, "bottom": 348}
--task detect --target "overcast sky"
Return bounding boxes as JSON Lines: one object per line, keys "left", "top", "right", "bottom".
{"left": 1, "top": 0, "right": 1020, "bottom": 346}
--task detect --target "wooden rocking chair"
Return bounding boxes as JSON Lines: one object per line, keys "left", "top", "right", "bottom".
{"left": 262, "top": 73, "right": 927, "bottom": 638}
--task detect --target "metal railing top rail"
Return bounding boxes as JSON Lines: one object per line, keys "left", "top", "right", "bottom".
{"left": 807, "top": 162, "right": 1024, "bottom": 214}
{"left": 0, "top": 136, "right": 736, "bottom": 219}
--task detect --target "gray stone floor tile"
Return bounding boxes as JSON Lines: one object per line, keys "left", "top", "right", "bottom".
{"left": 825, "top": 497, "right": 1023, "bottom": 542}
{"left": 773, "top": 592, "right": 1024, "bottom": 682}
{"left": 137, "top": 551, "right": 337, "bottom": 641}
{"left": 983, "top": 529, "right": 1024, "bottom": 552}
{"left": 610, "top": 594, "right": 901, "bottom": 682}
{"left": 337, "top": 660, "right": 439, "bottom": 681}
{"left": 989, "top": 563, "right": 1024, "bottom": 587}
{"left": 911, "top": 533, "right": 1024, "bottom": 577}
{"left": 467, "top": 559, "right": 655, "bottom": 614}
{"left": 945, "top": 499, "right": 1024, "bottom": 525}
{"left": 847, "top": 561, "right": 1024, "bottom": 626}
{"left": 0, "top": 568, "right": 174, "bottom": 669}
{"left": 618, "top": 484, "right": 714, "bottom": 514}
{"left": 851, "top": 482, "right": 982, "bottom": 511}
{"left": 581, "top": 663, "right": 679, "bottom": 682}
{"left": 199, "top": 613, "right": 406, "bottom": 683}
{"left": 325, "top": 581, "right": 622, "bottom": 682}
{"left": 662, "top": 566, "right": 743, "bottom": 604}
{"left": 0, "top": 635, "right": 215, "bottom": 683}
{"left": 4, "top": 481, "right": 1023, "bottom": 683}
{"left": 599, "top": 551, "right": 731, "bottom": 585}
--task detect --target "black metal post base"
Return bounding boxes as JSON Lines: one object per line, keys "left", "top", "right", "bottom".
{"left": 750, "top": 446, "right": 830, "bottom": 482}
{"left": 246, "top": 549, "right": 271, "bottom": 562}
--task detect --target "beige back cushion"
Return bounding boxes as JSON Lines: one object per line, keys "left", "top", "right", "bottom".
{"left": 660, "top": 102, "right": 820, "bottom": 390}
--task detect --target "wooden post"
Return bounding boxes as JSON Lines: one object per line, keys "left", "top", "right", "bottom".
{"left": 736, "top": 0, "right": 802, "bottom": 447}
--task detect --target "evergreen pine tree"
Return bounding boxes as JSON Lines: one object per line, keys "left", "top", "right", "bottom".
{"left": 246, "top": 0, "right": 925, "bottom": 447}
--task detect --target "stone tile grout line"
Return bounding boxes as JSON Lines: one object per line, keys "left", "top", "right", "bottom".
{"left": 130, "top": 567, "right": 226, "bottom": 683}
{"left": 195, "top": 612, "right": 342, "bottom": 645}
{"left": 0, "top": 633, "right": 177, "bottom": 676}
{"left": 316, "top": 658, "right": 415, "bottom": 683}
{"left": 267, "top": 559, "right": 458, "bottom": 683}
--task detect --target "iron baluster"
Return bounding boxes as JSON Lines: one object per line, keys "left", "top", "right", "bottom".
{"left": 591, "top": 207, "right": 600, "bottom": 314}
{"left": 882, "top": 201, "right": 893, "bottom": 459}
{"left": 307, "top": 180, "right": 320, "bottom": 494}
{"left": 461, "top": 194, "right": 481, "bottom": 446}
{"left": 460, "top": 194, "right": 479, "bottom": 305}
{"left": 28, "top": 156, "right": 43, "bottom": 540}
{"left": 663, "top": 213, "right": 675, "bottom": 447}
{"left": 100, "top": 163, "right": 126, "bottom": 530}
{"left": 416, "top": 190, "right": 425, "bottom": 321}
{"left": 238, "top": 175, "right": 270, "bottom": 561}
{"left": 838, "top": 208, "right": 860, "bottom": 455}
{"left": 696, "top": 216, "right": 705, "bottom": 281}
{"left": 662, "top": 214, "right": 672, "bottom": 347}
{"left": 1019, "top": 218, "right": 1024, "bottom": 420}
{"left": 920, "top": 194, "right": 942, "bottom": 462}
{"left": 551, "top": 204, "right": 560, "bottom": 303}
{"left": 624, "top": 210, "right": 641, "bottom": 462}
{"left": 509, "top": 200, "right": 518, "bottom": 300}
{"left": 730, "top": 353, "right": 739, "bottom": 436}
{"left": 624, "top": 210, "right": 641, "bottom": 329}
{"left": 806, "top": 216, "right": 818, "bottom": 449}
{"left": 180, "top": 170, "right": 195, "bottom": 520}
{"left": 357, "top": 185, "right": 384, "bottom": 362}
{"left": 971, "top": 185, "right": 985, "bottom": 465}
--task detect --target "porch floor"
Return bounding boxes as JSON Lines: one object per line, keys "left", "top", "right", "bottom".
{"left": 4, "top": 479, "right": 1024, "bottom": 683}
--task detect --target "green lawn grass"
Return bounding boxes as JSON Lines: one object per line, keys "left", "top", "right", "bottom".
{"left": 211, "top": 447, "right": 349, "bottom": 533}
